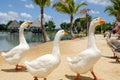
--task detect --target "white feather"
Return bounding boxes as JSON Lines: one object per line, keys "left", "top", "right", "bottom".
{"left": 25, "top": 30, "right": 66, "bottom": 79}
{"left": 67, "top": 17, "right": 104, "bottom": 74}
{"left": 1, "top": 22, "right": 30, "bottom": 65}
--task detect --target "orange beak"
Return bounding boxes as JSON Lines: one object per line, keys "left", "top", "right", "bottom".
{"left": 27, "top": 22, "right": 31, "bottom": 27}
{"left": 99, "top": 18, "right": 106, "bottom": 24}
{"left": 64, "top": 31, "right": 68, "bottom": 35}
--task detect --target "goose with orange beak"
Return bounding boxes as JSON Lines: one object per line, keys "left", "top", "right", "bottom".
{"left": 1, "top": 22, "right": 31, "bottom": 71}
{"left": 67, "top": 17, "right": 106, "bottom": 80}
{"left": 25, "top": 30, "right": 67, "bottom": 80}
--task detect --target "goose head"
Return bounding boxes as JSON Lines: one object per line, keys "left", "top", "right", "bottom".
{"left": 20, "top": 22, "right": 31, "bottom": 28}
{"left": 91, "top": 17, "right": 106, "bottom": 27}
{"left": 56, "top": 30, "right": 67, "bottom": 37}
{"left": 54, "top": 30, "right": 67, "bottom": 41}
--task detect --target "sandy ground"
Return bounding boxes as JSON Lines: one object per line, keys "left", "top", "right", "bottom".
{"left": 0, "top": 35, "right": 120, "bottom": 80}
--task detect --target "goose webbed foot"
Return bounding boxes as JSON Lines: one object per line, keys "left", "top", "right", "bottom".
{"left": 44, "top": 78, "right": 47, "bottom": 80}
{"left": 34, "top": 76, "right": 38, "bottom": 80}
{"left": 94, "top": 78, "right": 104, "bottom": 80}
{"left": 74, "top": 74, "right": 80, "bottom": 80}
{"left": 116, "top": 57, "right": 120, "bottom": 62}
{"left": 15, "top": 64, "right": 26, "bottom": 71}
{"left": 91, "top": 71, "right": 103, "bottom": 80}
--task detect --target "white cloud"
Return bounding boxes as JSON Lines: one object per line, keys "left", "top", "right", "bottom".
{"left": 8, "top": 11, "right": 19, "bottom": 19}
{"left": 39, "top": 13, "right": 52, "bottom": 21}
{"left": 63, "top": 20, "right": 69, "bottom": 23}
{"left": 21, "top": 12, "right": 32, "bottom": 18}
{"left": 25, "top": 4, "right": 34, "bottom": 9}
{"left": 8, "top": 4, "right": 13, "bottom": 8}
{"left": 90, "top": 10, "right": 100, "bottom": 14}
{"left": 85, "top": 0, "right": 111, "bottom": 6}
{"left": 0, "top": 11, "right": 19, "bottom": 24}
{"left": 44, "top": 14, "right": 52, "bottom": 20}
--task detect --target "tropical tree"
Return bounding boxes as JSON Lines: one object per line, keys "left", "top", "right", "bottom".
{"left": 45, "top": 20, "right": 56, "bottom": 31}
{"left": 60, "top": 22, "right": 70, "bottom": 31}
{"left": 74, "top": 18, "right": 87, "bottom": 33}
{"left": 105, "top": 0, "right": 120, "bottom": 22}
{"left": 0, "top": 24, "right": 6, "bottom": 31}
{"left": 6, "top": 20, "right": 12, "bottom": 27}
{"left": 53, "top": 0, "right": 86, "bottom": 39}
{"left": 95, "top": 23, "right": 112, "bottom": 34}
{"left": 19, "top": 20, "right": 24, "bottom": 25}
{"left": 80, "top": 8, "right": 91, "bottom": 36}
{"left": 32, "top": 0, "right": 50, "bottom": 42}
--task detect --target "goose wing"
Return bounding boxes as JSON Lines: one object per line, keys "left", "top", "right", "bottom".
{"left": 1, "top": 45, "right": 24, "bottom": 58}
{"left": 67, "top": 49, "right": 90, "bottom": 64}
{"left": 25, "top": 54, "right": 57, "bottom": 70}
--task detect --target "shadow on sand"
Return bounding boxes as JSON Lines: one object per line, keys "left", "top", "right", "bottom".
{"left": 102, "top": 55, "right": 116, "bottom": 59}
{"left": 65, "top": 74, "right": 93, "bottom": 80}
{"left": 102, "top": 55, "right": 120, "bottom": 64}
{"left": 109, "top": 61, "right": 120, "bottom": 64}
{"left": 1, "top": 68, "right": 27, "bottom": 72}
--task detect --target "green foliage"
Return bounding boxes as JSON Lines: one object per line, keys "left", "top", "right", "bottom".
{"left": 74, "top": 18, "right": 86, "bottom": 29}
{"left": 32, "top": 0, "right": 51, "bottom": 42}
{"left": 19, "top": 21, "right": 24, "bottom": 25}
{"left": 53, "top": 0, "right": 86, "bottom": 15}
{"left": 95, "top": 23, "right": 112, "bottom": 34}
{"left": 32, "top": 0, "right": 51, "bottom": 8}
{"left": 105, "top": 0, "right": 120, "bottom": 21}
{"left": 0, "top": 20, "right": 25, "bottom": 32}
{"left": 6, "top": 20, "right": 12, "bottom": 28}
{"left": 0, "top": 20, "right": 12, "bottom": 31}
{"left": 53, "top": 0, "right": 87, "bottom": 38}
{"left": 45, "top": 20, "right": 56, "bottom": 31}
{"left": 0, "top": 24, "right": 6, "bottom": 31}
{"left": 60, "top": 22, "right": 70, "bottom": 30}
{"left": 74, "top": 17, "right": 92, "bottom": 33}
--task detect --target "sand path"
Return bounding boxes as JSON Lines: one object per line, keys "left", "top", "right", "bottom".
{"left": 0, "top": 35, "right": 120, "bottom": 80}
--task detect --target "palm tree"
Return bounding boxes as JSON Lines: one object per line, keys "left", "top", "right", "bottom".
{"left": 80, "top": 8, "right": 91, "bottom": 36}
{"left": 45, "top": 20, "right": 56, "bottom": 31}
{"left": 105, "top": 0, "right": 120, "bottom": 23}
{"left": 32, "top": 0, "right": 50, "bottom": 42}
{"left": 53, "top": 0, "right": 86, "bottom": 39}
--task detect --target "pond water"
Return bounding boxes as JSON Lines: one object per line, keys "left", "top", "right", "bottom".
{"left": 0, "top": 32, "right": 71, "bottom": 51}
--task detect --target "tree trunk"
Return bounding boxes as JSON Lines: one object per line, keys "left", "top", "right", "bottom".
{"left": 116, "top": 11, "right": 120, "bottom": 39}
{"left": 41, "top": 8, "right": 50, "bottom": 42}
{"left": 117, "top": 11, "right": 120, "bottom": 22}
{"left": 86, "top": 14, "right": 89, "bottom": 36}
{"left": 70, "top": 15, "right": 76, "bottom": 39}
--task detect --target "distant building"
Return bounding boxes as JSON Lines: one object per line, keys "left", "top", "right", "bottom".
{"left": 8, "top": 20, "right": 20, "bottom": 33}
{"left": 30, "top": 19, "right": 42, "bottom": 33}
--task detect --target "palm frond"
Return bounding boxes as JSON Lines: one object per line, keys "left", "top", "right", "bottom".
{"left": 32, "top": 0, "right": 51, "bottom": 8}
{"left": 53, "top": 1, "right": 71, "bottom": 14}
{"left": 75, "top": 2, "right": 87, "bottom": 13}
{"left": 105, "top": 6, "right": 117, "bottom": 16}
{"left": 53, "top": 0, "right": 87, "bottom": 15}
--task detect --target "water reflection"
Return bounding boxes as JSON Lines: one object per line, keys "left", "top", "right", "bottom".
{"left": 0, "top": 32, "right": 70, "bottom": 51}
{"left": 0, "top": 33, "right": 44, "bottom": 51}
{"left": 26, "top": 33, "right": 44, "bottom": 43}
{"left": 6, "top": 33, "right": 19, "bottom": 46}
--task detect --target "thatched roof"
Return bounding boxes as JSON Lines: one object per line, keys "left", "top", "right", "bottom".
{"left": 31, "top": 19, "right": 41, "bottom": 28}
{"left": 8, "top": 20, "right": 20, "bottom": 29}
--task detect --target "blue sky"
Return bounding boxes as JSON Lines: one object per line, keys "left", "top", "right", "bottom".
{"left": 0, "top": 0, "right": 115, "bottom": 28}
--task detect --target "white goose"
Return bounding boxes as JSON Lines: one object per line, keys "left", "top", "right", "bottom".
{"left": 67, "top": 17, "right": 105, "bottom": 80}
{"left": 1, "top": 22, "right": 30, "bottom": 71}
{"left": 24, "top": 30, "right": 67, "bottom": 80}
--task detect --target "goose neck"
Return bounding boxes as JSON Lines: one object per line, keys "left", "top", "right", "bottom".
{"left": 19, "top": 26, "right": 27, "bottom": 44}
{"left": 87, "top": 23, "right": 97, "bottom": 48}
{"left": 52, "top": 36, "right": 61, "bottom": 58}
